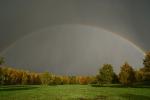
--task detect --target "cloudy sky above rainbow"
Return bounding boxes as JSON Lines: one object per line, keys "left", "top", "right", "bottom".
{"left": 0, "top": 0, "right": 150, "bottom": 75}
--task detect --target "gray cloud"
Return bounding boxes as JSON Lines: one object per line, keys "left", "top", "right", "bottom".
{"left": 0, "top": 0, "right": 149, "bottom": 75}
{"left": 0, "top": 0, "right": 150, "bottom": 52}
{"left": 1, "top": 25, "right": 144, "bottom": 75}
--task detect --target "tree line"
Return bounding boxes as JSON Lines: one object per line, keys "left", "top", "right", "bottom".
{"left": 96, "top": 51, "right": 150, "bottom": 86}
{"left": 0, "top": 65, "right": 95, "bottom": 85}
{"left": 0, "top": 51, "right": 150, "bottom": 86}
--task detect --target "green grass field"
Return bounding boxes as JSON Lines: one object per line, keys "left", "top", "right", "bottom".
{"left": 0, "top": 85, "right": 150, "bottom": 100}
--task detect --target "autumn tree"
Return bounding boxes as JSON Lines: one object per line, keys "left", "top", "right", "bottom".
{"left": 119, "top": 62, "right": 135, "bottom": 86}
{"left": 77, "top": 76, "right": 91, "bottom": 85}
{"left": 135, "top": 70, "right": 143, "bottom": 82}
{"left": 53, "top": 75, "right": 62, "bottom": 85}
{"left": 68, "top": 76, "right": 77, "bottom": 84}
{"left": 97, "top": 64, "right": 114, "bottom": 84}
{"left": 40, "top": 72, "right": 53, "bottom": 85}
{"left": 0, "top": 67, "right": 3, "bottom": 85}
{"left": 139, "top": 51, "right": 150, "bottom": 83}
{"left": 61, "top": 76, "right": 69, "bottom": 84}
{"left": 143, "top": 52, "right": 150, "bottom": 68}
{"left": 139, "top": 67, "right": 150, "bottom": 82}
{"left": 2, "top": 67, "right": 9, "bottom": 85}
{"left": 22, "top": 72, "right": 29, "bottom": 85}
{"left": 33, "top": 73, "right": 41, "bottom": 85}
{"left": 89, "top": 76, "right": 97, "bottom": 84}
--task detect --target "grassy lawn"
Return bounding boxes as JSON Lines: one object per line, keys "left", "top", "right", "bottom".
{"left": 0, "top": 85, "right": 150, "bottom": 100}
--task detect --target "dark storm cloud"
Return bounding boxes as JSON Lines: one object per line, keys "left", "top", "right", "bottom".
{"left": 0, "top": 0, "right": 150, "bottom": 75}
{"left": 0, "top": 0, "right": 150, "bottom": 52}
{"left": 1, "top": 25, "right": 144, "bottom": 75}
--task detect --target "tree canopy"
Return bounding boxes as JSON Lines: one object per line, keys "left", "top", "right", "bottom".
{"left": 97, "top": 64, "right": 114, "bottom": 84}
{"left": 119, "top": 62, "right": 135, "bottom": 86}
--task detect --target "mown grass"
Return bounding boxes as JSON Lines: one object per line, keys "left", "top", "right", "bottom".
{"left": 0, "top": 85, "right": 150, "bottom": 100}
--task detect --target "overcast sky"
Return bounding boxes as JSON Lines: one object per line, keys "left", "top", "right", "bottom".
{"left": 0, "top": 0, "right": 150, "bottom": 75}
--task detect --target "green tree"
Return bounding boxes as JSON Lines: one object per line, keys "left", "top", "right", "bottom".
{"left": 119, "top": 62, "right": 135, "bottom": 86}
{"left": 0, "top": 57, "right": 5, "bottom": 65}
{"left": 97, "top": 64, "right": 114, "bottom": 84}
{"left": 96, "top": 74, "right": 104, "bottom": 86}
{"left": 112, "top": 73, "right": 119, "bottom": 84}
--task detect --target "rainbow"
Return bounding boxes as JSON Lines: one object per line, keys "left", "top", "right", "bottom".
{"left": 0, "top": 24, "right": 145, "bottom": 56}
